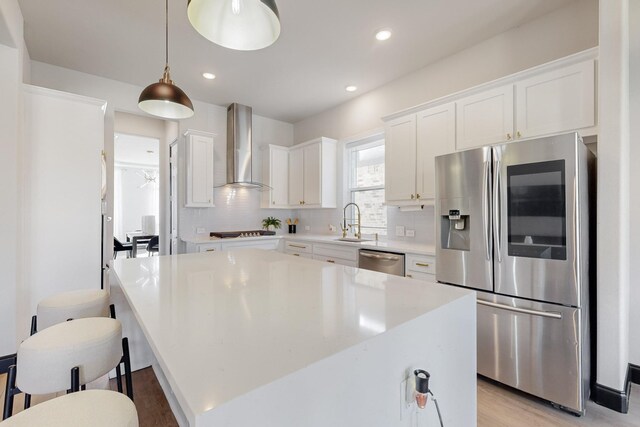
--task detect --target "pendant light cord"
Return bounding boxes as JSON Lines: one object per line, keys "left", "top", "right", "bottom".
{"left": 165, "top": 0, "right": 169, "bottom": 69}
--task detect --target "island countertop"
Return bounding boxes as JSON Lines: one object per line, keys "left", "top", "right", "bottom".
{"left": 111, "top": 249, "right": 475, "bottom": 426}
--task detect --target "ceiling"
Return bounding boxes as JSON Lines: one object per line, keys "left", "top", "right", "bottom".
{"left": 19, "top": 0, "right": 574, "bottom": 123}
{"left": 115, "top": 133, "right": 159, "bottom": 167}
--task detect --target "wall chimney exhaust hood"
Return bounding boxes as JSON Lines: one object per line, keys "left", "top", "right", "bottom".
{"left": 219, "top": 103, "right": 270, "bottom": 189}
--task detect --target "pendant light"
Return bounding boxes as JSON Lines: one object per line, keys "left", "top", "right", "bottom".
{"left": 138, "top": 0, "right": 194, "bottom": 119}
{"left": 187, "top": 0, "right": 280, "bottom": 51}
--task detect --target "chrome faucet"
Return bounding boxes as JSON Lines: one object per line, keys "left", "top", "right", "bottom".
{"left": 342, "top": 202, "right": 361, "bottom": 239}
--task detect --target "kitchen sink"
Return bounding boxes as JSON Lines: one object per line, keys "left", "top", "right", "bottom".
{"left": 334, "top": 237, "right": 372, "bottom": 242}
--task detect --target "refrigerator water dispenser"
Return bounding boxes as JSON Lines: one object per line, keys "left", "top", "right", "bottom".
{"left": 440, "top": 209, "right": 470, "bottom": 251}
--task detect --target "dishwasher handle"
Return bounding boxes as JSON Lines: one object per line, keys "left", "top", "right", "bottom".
{"left": 360, "top": 251, "right": 401, "bottom": 261}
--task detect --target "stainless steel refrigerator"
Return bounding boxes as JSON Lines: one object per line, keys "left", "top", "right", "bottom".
{"left": 435, "top": 132, "right": 595, "bottom": 414}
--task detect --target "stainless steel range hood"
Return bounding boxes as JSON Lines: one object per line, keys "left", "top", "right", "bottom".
{"left": 220, "top": 103, "right": 269, "bottom": 189}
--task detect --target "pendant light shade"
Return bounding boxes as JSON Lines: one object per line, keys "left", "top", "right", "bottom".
{"left": 187, "top": 0, "right": 280, "bottom": 51}
{"left": 139, "top": 0, "right": 194, "bottom": 119}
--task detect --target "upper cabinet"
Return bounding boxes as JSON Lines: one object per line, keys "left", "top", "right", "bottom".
{"left": 385, "top": 115, "right": 417, "bottom": 204}
{"left": 383, "top": 51, "right": 597, "bottom": 203}
{"left": 515, "top": 60, "right": 595, "bottom": 139}
{"left": 261, "top": 144, "right": 289, "bottom": 208}
{"left": 456, "top": 84, "right": 514, "bottom": 151}
{"left": 416, "top": 102, "right": 456, "bottom": 200}
{"left": 385, "top": 104, "right": 456, "bottom": 205}
{"left": 288, "top": 137, "right": 337, "bottom": 208}
{"left": 456, "top": 59, "right": 596, "bottom": 151}
{"left": 184, "top": 130, "right": 215, "bottom": 208}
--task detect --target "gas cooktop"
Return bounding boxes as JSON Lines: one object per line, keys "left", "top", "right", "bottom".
{"left": 209, "top": 230, "right": 276, "bottom": 238}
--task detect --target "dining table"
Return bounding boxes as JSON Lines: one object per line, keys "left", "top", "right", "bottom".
{"left": 125, "top": 231, "right": 157, "bottom": 258}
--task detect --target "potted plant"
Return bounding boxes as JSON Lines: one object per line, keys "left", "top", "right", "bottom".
{"left": 262, "top": 216, "right": 282, "bottom": 231}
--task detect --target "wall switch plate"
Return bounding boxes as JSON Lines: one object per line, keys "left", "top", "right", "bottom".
{"left": 396, "top": 226, "right": 405, "bottom": 237}
{"left": 196, "top": 227, "right": 205, "bottom": 234}
{"left": 406, "top": 229, "right": 415, "bottom": 238}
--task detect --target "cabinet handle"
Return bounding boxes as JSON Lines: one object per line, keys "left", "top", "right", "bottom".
{"left": 416, "top": 193, "right": 421, "bottom": 199}
{"left": 516, "top": 131, "right": 522, "bottom": 138}
{"left": 292, "top": 253, "right": 300, "bottom": 257}
{"left": 289, "top": 244, "right": 307, "bottom": 249}
{"left": 206, "top": 249, "right": 216, "bottom": 252}
{"left": 506, "top": 133, "right": 512, "bottom": 140}
{"left": 415, "top": 262, "right": 429, "bottom": 267}
{"left": 302, "top": 201, "right": 305, "bottom": 205}
{"left": 406, "top": 274, "right": 413, "bottom": 278}
{"left": 327, "top": 259, "right": 335, "bottom": 263}
{"left": 272, "top": 201, "right": 275, "bottom": 205}
{"left": 410, "top": 194, "right": 415, "bottom": 199}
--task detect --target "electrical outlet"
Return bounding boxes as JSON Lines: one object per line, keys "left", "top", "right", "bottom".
{"left": 400, "top": 371, "right": 416, "bottom": 420}
{"left": 396, "top": 226, "right": 405, "bottom": 237}
{"left": 305, "top": 225, "right": 310, "bottom": 231}
{"left": 196, "top": 227, "right": 205, "bottom": 234}
{"left": 406, "top": 229, "right": 415, "bottom": 238}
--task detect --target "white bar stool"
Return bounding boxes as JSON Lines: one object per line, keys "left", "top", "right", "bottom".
{"left": 29, "top": 289, "right": 133, "bottom": 400}
{"left": 2, "top": 318, "right": 129, "bottom": 420}
{"left": 0, "top": 390, "right": 138, "bottom": 427}
{"left": 32, "top": 289, "right": 111, "bottom": 334}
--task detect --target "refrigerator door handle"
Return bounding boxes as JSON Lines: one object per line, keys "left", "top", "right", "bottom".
{"left": 483, "top": 160, "right": 492, "bottom": 261}
{"left": 493, "top": 154, "right": 502, "bottom": 262}
{"left": 477, "top": 299, "right": 563, "bottom": 319}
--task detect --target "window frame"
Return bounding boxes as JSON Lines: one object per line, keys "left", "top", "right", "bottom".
{"left": 345, "top": 135, "right": 386, "bottom": 235}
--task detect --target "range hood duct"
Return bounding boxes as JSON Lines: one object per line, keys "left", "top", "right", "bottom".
{"left": 221, "top": 103, "right": 269, "bottom": 189}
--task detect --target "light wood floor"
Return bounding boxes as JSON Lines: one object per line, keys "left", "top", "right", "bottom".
{"left": 2, "top": 369, "right": 639, "bottom": 426}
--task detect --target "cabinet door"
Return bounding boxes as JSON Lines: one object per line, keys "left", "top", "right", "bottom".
{"left": 303, "top": 142, "right": 322, "bottom": 207}
{"left": 288, "top": 147, "right": 304, "bottom": 206}
{"left": 186, "top": 133, "right": 214, "bottom": 207}
{"left": 456, "top": 84, "right": 514, "bottom": 150}
{"left": 270, "top": 147, "right": 289, "bottom": 207}
{"left": 516, "top": 60, "right": 595, "bottom": 139}
{"left": 385, "top": 114, "right": 417, "bottom": 204}
{"left": 416, "top": 103, "right": 456, "bottom": 200}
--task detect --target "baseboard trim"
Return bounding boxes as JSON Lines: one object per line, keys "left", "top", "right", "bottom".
{"left": 593, "top": 366, "right": 632, "bottom": 414}
{"left": 0, "top": 353, "right": 17, "bottom": 375}
{"left": 630, "top": 364, "right": 640, "bottom": 385}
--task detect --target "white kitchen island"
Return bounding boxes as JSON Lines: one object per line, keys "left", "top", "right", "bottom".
{"left": 111, "top": 249, "right": 476, "bottom": 426}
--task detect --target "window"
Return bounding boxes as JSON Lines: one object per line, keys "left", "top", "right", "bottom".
{"left": 346, "top": 137, "right": 386, "bottom": 236}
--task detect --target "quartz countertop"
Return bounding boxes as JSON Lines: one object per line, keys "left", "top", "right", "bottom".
{"left": 283, "top": 234, "right": 436, "bottom": 256}
{"left": 111, "top": 249, "right": 469, "bottom": 424}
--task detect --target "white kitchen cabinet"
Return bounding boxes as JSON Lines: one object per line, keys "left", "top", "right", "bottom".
{"left": 184, "top": 130, "right": 215, "bottom": 208}
{"left": 194, "top": 242, "right": 222, "bottom": 253}
{"left": 261, "top": 145, "right": 289, "bottom": 208}
{"left": 283, "top": 240, "right": 314, "bottom": 258}
{"left": 456, "top": 84, "right": 514, "bottom": 151}
{"left": 385, "top": 115, "right": 417, "bottom": 204}
{"left": 312, "top": 244, "right": 358, "bottom": 267}
{"left": 515, "top": 60, "right": 595, "bottom": 139}
{"left": 288, "top": 137, "right": 337, "bottom": 208}
{"left": 385, "top": 104, "right": 455, "bottom": 205}
{"left": 185, "top": 238, "right": 280, "bottom": 253}
{"left": 405, "top": 254, "right": 436, "bottom": 281}
{"left": 416, "top": 103, "right": 456, "bottom": 200}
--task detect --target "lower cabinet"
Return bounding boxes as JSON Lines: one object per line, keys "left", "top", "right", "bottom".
{"left": 312, "top": 244, "right": 358, "bottom": 267}
{"left": 405, "top": 254, "right": 436, "bottom": 282}
{"left": 283, "top": 240, "right": 313, "bottom": 258}
{"left": 185, "top": 238, "right": 280, "bottom": 253}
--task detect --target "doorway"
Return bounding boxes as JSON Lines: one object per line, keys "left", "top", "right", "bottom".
{"left": 114, "top": 133, "right": 160, "bottom": 257}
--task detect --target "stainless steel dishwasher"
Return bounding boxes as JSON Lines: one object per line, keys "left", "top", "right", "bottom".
{"left": 358, "top": 249, "right": 405, "bottom": 276}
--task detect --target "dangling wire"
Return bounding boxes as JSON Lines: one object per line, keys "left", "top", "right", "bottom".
{"left": 428, "top": 390, "right": 445, "bottom": 427}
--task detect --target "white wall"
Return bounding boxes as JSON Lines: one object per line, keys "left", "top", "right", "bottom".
{"left": 293, "top": 0, "right": 598, "bottom": 143}
{"left": 114, "top": 166, "right": 160, "bottom": 241}
{"left": 0, "top": 0, "right": 28, "bottom": 355}
{"left": 628, "top": 0, "right": 640, "bottom": 367}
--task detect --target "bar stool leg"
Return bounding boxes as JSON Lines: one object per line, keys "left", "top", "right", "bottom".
{"left": 115, "top": 365, "right": 123, "bottom": 393}
{"left": 122, "top": 337, "right": 134, "bottom": 401}
{"left": 30, "top": 315, "right": 37, "bottom": 336}
{"left": 3, "top": 365, "right": 17, "bottom": 420}
{"left": 70, "top": 366, "right": 80, "bottom": 393}
{"left": 23, "top": 393, "right": 31, "bottom": 410}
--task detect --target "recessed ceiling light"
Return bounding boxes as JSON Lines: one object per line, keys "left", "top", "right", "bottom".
{"left": 345, "top": 85, "right": 358, "bottom": 92}
{"left": 375, "top": 29, "right": 392, "bottom": 41}
{"left": 202, "top": 72, "right": 216, "bottom": 80}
